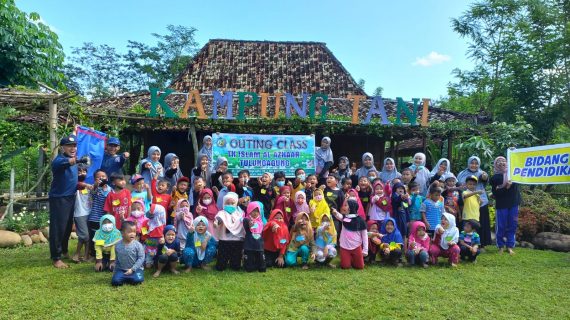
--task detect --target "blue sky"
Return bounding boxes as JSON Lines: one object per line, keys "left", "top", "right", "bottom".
{"left": 18, "top": 0, "right": 474, "bottom": 100}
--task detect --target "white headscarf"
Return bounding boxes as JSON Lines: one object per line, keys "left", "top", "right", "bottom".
{"left": 215, "top": 192, "right": 244, "bottom": 237}
{"left": 437, "top": 212, "right": 458, "bottom": 250}
{"left": 430, "top": 158, "right": 452, "bottom": 180}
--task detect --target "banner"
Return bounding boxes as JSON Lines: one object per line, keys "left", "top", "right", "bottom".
{"left": 507, "top": 143, "right": 570, "bottom": 185}
{"left": 212, "top": 133, "right": 315, "bottom": 177}
{"left": 75, "top": 126, "right": 107, "bottom": 184}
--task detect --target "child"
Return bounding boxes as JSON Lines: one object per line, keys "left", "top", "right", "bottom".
{"left": 164, "top": 153, "right": 183, "bottom": 193}
{"left": 130, "top": 174, "right": 151, "bottom": 212}
{"left": 174, "top": 199, "right": 193, "bottom": 250}
{"left": 400, "top": 168, "right": 414, "bottom": 186}
{"left": 347, "top": 188, "right": 367, "bottom": 219}
{"left": 111, "top": 221, "right": 145, "bottom": 286}
{"left": 262, "top": 209, "right": 290, "bottom": 268}
{"left": 304, "top": 174, "right": 318, "bottom": 201}
{"left": 274, "top": 185, "right": 296, "bottom": 226}
{"left": 142, "top": 204, "right": 167, "bottom": 268}
{"left": 335, "top": 156, "right": 352, "bottom": 182}
{"left": 324, "top": 174, "right": 345, "bottom": 233}
{"left": 73, "top": 165, "right": 92, "bottom": 263}
{"left": 100, "top": 137, "right": 129, "bottom": 178}
{"left": 194, "top": 188, "right": 219, "bottom": 238}
{"left": 420, "top": 185, "right": 445, "bottom": 235}
{"left": 443, "top": 175, "right": 460, "bottom": 220}
{"left": 236, "top": 169, "right": 253, "bottom": 211}
{"left": 309, "top": 188, "right": 330, "bottom": 230}
{"left": 215, "top": 172, "right": 235, "bottom": 209}
{"left": 211, "top": 157, "right": 229, "bottom": 191}
{"left": 125, "top": 199, "right": 148, "bottom": 239}
{"left": 93, "top": 214, "right": 122, "bottom": 272}
{"left": 315, "top": 213, "right": 337, "bottom": 267}
{"left": 356, "top": 176, "right": 372, "bottom": 212}
{"left": 368, "top": 180, "right": 391, "bottom": 224}
{"left": 459, "top": 220, "right": 481, "bottom": 262}
{"left": 151, "top": 170, "right": 173, "bottom": 223}
{"left": 331, "top": 200, "right": 368, "bottom": 270}
{"left": 462, "top": 175, "right": 484, "bottom": 227}
{"left": 272, "top": 171, "right": 287, "bottom": 196}
{"left": 292, "top": 168, "right": 306, "bottom": 196}
{"left": 88, "top": 170, "right": 111, "bottom": 259}
{"left": 140, "top": 146, "right": 163, "bottom": 184}
{"left": 153, "top": 225, "right": 180, "bottom": 277}
{"left": 214, "top": 192, "right": 245, "bottom": 271}
{"left": 366, "top": 221, "right": 382, "bottom": 264}
{"left": 243, "top": 202, "right": 266, "bottom": 272}
{"left": 408, "top": 182, "right": 424, "bottom": 225}
{"left": 408, "top": 152, "right": 431, "bottom": 196}
{"left": 294, "top": 191, "right": 310, "bottom": 223}
{"left": 251, "top": 172, "right": 274, "bottom": 219}
{"left": 407, "top": 221, "right": 430, "bottom": 267}
{"left": 341, "top": 177, "right": 352, "bottom": 196}
{"left": 183, "top": 216, "right": 218, "bottom": 271}
{"left": 285, "top": 212, "right": 316, "bottom": 269}
{"left": 170, "top": 176, "right": 190, "bottom": 214}
{"left": 190, "top": 176, "right": 205, "bottom": 212}
{"left": 429, "top": 212, "right": 460, "bottom": 267}
{"left": 191, "top": 153, "right": 212, "bottom": 188}
{"left": 391, "top": 182, "right": 410, "bottom": 237}
{"left": 103, "top": 173, "right": 132, "bottom": 230}
{"left": 379, "top": 217, "right": 404, "bottom": 267}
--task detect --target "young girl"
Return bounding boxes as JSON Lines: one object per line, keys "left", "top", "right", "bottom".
{"left": 130, "top": 174, "right": 151, "bottom": 212}
{"left": 125, "top": 199, "right": 148, "bottom": 239}
{"left": 140, "top": 146, "right": 163, "bottom": 184}
{"left": 368, "top": 180, "right": 391, "bottom": 224}
{"left": 251, "top": 172, "right": 274, "bottom": 219}
{"left": 408, "top": 152, "right": 431, "bottom": 196}
{"left": 294, "top": 191, "right": 310, "bottom": 223}
{"left": 336, "top": 156, "right": 352, "bottom": 182}
{"left": 211, "top": 157, "right": 229, "bottom": 192}
{"left": 429, "top": 212, "right": 460, "bottom": 267}
{"left": 379, "top": 157, "right": 401, "bottom": 184}
{"left": 309, "top": 188, "right": 330, "bottom": 230}
{"left": 142, "top": 203, "right": 167, "bottom": 268}
{"left": 315, "top": 213, "right": 337, "bottom": 267}
{"left": 285, "top": 212, "right": 316, "bottom": 269}
{"left": 262, "top": 209, "right": 290, "bottom": 268}
{"left": 214, "top": 192, "right": 245, "bottom": 271}
{"left": 407, "top": 221, "right": 430, "bottom": 267}
{"left": 391, "top": 182, "right": 411, "bottom": 237}
{"left": 174, "top": 199, "right": 193, "bottom": 250}
{"left": 346, "top": 188, "right": 367, "bottom": 220}
{"left": 408, "top": 182, "right": 424, "bottom": 225}
{"left": 154, "top": 225, "right": 180, "bottom": 277}
{"left": 332, "top": 200, "right": 368, "bottom": 270}
{"left": 379, "top": 217, "right": 404, "bottom": 266}
{"left": 183, "top": 216, "right": 218, "bottom": 272}
{"left": 191, "top": 154, "right": 212, "bottom": 188}
{"left": 274, "top": 186, "right": 296, "bottom": 227}
{"left": 366, "top": 221, "right": 382, "bottom": 263}
{"left": 243, "top": 202, "right": 266, "bottom": 272}
{"left": 93, "top": 214, "right": 122, "bottom": 272}
{"left": 194, "top": 188, "right": 219, "bottom": 239}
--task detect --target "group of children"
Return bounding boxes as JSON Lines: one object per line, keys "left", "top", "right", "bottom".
{"left": 72, "top": 135, "right": 488, "bottom": 286}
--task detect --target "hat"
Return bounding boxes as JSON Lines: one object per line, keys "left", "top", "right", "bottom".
{"left": 59, "top": 134, "right": 77, "bottom": 146}
{"left": 176, "top": 176, "right": 190, "bottom": 184}
{"left": 130, "top": 174, "right": 144, "bottom": 185}
{"left": 107, "top": 137, "right": 120, "bottom": 146}
{"left": 466, "top": 175, "right": 478, "bottom": 183}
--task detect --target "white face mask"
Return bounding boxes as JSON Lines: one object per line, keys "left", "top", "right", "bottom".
{"left": 203, "top": 198, "right": 212, "bottom": 205}
{"left": 348, "top": 196, "right": 357, "bottom": 201}
{"left": 131, "top": 210, "right": 144, "bottom": 218}
{"left": 102, "top": 223, "right": 113, "bottom": 232}
{"left": 321, "top": 221, "right": 330, "bottom": 228}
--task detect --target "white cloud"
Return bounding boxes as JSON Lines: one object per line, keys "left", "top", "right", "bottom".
{"left": 29, "top": 16, "right": 60, "bottom": 34}
{"left": 412, "top": 51, "right": 450, "bottom": 67}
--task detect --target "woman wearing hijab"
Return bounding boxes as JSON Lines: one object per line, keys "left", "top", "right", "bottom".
{"left": 315, "top": 137, "right": 334, "bottom": 181}
{"left": 430, "top": 158, "right": 453, "bottom": 183}
{"left": 197, "top": 135, "right": 214, "bottom": 170}
{"left": 211, "top": 156, "right": 229, "bottom": 191}
{"left": 354, "top": 152, "right": 379, "bottom": 181}
{"left": 429, "top": 212, "right": 460, "bottom": 267}
{"left": 379, "top": 157, "right": 401, "bottom": 184}
{"left": 140, "top": 146, "right": 164, "bottom": 184}
{"left": 336, "top": 156, "right": 352, "bottom": 182}
{"left": 490, "top": 156, "right": 521, "bottom": 255}
{"left": 164, "top": 153, "right": 183, "bottom": 193}
{"left": 408, "top": 152, "right": 431, "bottom": 196}
{"left": 457, "top": 156, "right": 491, "bottom": 247}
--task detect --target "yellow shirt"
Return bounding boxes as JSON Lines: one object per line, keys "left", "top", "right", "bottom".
{"left": 95, "top": 244, "right": 116, "bottom": 260}
{"left": 462, "top": 191, "right": 481, "bottom": 221}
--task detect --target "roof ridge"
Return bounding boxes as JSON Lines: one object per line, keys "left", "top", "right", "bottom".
{"left": 207, "top": 39, "right": 327, "bottom": 45}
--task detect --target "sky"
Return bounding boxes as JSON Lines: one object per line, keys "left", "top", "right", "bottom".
{"left": 17, "top": 0, "right": 475, "bottom": 100}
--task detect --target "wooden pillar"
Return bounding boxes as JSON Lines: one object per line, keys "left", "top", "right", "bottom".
{"left": 447, "top": 134, "right": 453, "bottom": 162}
{"left": 35, "top": 147, "right": 45, "bottom": 197}
{"left": 189, "top": 124, "right": 199, "bottom": 161}
{"left": 378, "top": 138, "right": 386, "bottom": 167}
{"left": 394, "top": 141, "right": 400, "bottom": 167}
{"left": 48, "top": 99, "right": 58, "bottom": 159}
{"left": 422, "top": 134, "right": 427, "bottom": 154}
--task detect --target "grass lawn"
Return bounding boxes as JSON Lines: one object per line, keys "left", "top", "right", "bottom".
{"left": 0, "top": 242, "right": 569, "bottom": 320}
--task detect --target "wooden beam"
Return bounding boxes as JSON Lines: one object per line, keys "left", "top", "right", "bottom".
{"left": 447, "top": 135, "right": 453, "bottom": 162}
{"left": 189, "top": 124, "right": 199, "bottom": 161}
{"left": 48, "top": 99, "right": 58, "bottom": 160}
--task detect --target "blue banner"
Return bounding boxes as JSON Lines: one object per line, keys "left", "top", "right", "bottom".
{"left": 75, "top": 126, "right": 107, "bottom": 184}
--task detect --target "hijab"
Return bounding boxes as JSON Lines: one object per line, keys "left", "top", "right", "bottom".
{"left": 409, "top": 152, "right": 431, "bottom": 196}
{"left": 196, "top": 188, "right": 218, "bottom": 221}
{"left": 197, "top": 135, "right": 213, "bottom": 166}
{"left": 294, "top": 191, "right": 310, "bottom": 219}
{"left": 262, "top": 209, "right": 290, "bottom": 250}
{"left": 253, "top": 201, "right": 268, "bottom": 224}
{"left": 140, "top": 146, "right": 163, "bottom": 183}
{"left": 347, "top": 188, "right": 366, "bottom": 219}
{"left": 493, "top": 156, "right": 509, "bottom": 189}
{"left": 93, "top": 214, "right": 122, "bottom": 247}
{"left": 355, "top": 152, "right": 378, "bottom": 180}
{"left": 379, "top": 157, "right": 401, "bottom": 183}
{"left": 175, "top": 199, "right": 193, "bottom": 230}
{"left": 309, "top": 189, "right": 330, "bottom": 227}
{"left": 380, "top": 217, "right": 404, "bottom": 244}
{"left": 457, "top": 156, "right": 483, "bottom": 184}
{"left": 316, "top": 212, "right": 337, "bottom": 245}
{"left": 437, "top": 212, "right": 459, "bottom": 250}
{"left": 341, "top": 199, "right": 367, "bottom": 231}
{"left": 147, "top": 204, "right": 167, "bottom": 233}
{"left": 430, "top": 158, "right": 452, "bottom": 180}
{"left": 337, "top": 156, "right": 351, "bottom": 178}
{"left": 192, "top": 216, "right": 211, "bottom": 260}
{"left": 409, "top": 152, "right": 426, "bottom": 171}
{"left": 245, "top": 201, "right": 264, "bottom": 236}
{"left": 275, "top": 185, "right": 295, "bottom": 225}
{"left": 408, "top": 220, "right": 430, "bottom": 249}
{"left": 216, "top": 192, "right": 245, "bottom": 237}
{"left": 290, "top": 211, "right": 314, "bottom": 243}
{"left": 315, "top": 137, "right": 334, "bottom": 174}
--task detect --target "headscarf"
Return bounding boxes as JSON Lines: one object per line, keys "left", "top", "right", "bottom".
{"left": 163, "top": 224, "right": 177, "bottom": 236}
{"left": 290, "top": 212, "right": 314, "bottom": 243}
{"left": 192, "top": 216, "right": 211, "bottom": 260}
{"left": 140, "top": 146, "right": 163, "bottom": 183}
{"left": 493, "top": 156, "right": 509, "bottom": 189}
{"left": 294, "top": 191, "right": 310, "bottom": 220}
{"left": 409, "top": 152, "right": 430, "bottom": 196}
{"left": 245, "top": 202, "right": 264, "bottom": 236}
{"left": 430, "top": 158, "right": 452, "bottom": 180}
{"left": 347, "top": 188, "right": 367, "bottom": 219}
{"left": 457, "top": 156, "right": 483, "bottom": 184}
{"left": 315, "top": 212, "right": 337, "bottom": 245}
{"left": 337, "top": 156, "right": 351, "bottom": 179}
{"left": 147, "top": 204, "right": 167, "bottom": 233}
{"left": 193, "top": 153, "right": 212, "bottom": 187}
{"left": 409, "top": 152, "right": 426, "bottom": 171}
{"left": 379, "top": 157, "right": 401, "bottom": 183}
{"left": 262, "top": 209, "right": 290, "bottom": 250}
{"left": 380, "top": 217, "right": 404, "bottom": 244}
{"left": 175, "top": 199, "right": 193, "bottom": 230}
{"left": 197, "top": 135, "right": 213, "bottom": 166}
{"left": 195, "top": 188, "right": 218, "bottom": 221}
{"left": 437, "top": 212, "right": 459, "bottom": 250}
{"left": 355, "top": 152, "right": 378, "bottom": 180}
{"left": 341, "top": 199, "right": 367, "bottom": 231}
{"left": 215, "top": 192, "right": 245, "bottom": 237}
{"left": 315, "top": 137, "right": 334, "bottom": 173}
{"left": 214, "top": 156, "right": 228, "bottom": 172}
{"left": 253, "top": 201, "right": 267, "bottom": 224}
{"left": 164, "top": 153, "right": 183, "bottom": 191}
{"left": 126, "top": 199, "right": 148, "bottom": 233}
{"left": 309, "top": 188, "right": 330, "bottom": 227}
{"left": 275, "top": 186, "right": 296, "bottom": 225}
{"left": 93, "top": 214, "right": 122, "bottom": 247}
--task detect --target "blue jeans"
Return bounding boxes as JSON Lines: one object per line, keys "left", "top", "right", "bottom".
{"left": 285, "top": 245, "right": 310, "bottom": 266}
{"left": 111, "top": 269, "right": 144, "bottom": 286}
{"left": 183, "top": 243, "right": 217, "bottom": 268}
{"left": 496, "top": 206, "right": 518, "bottom": 249}
{"left": 406, "top": 249, "right": 428, "bottom": 265}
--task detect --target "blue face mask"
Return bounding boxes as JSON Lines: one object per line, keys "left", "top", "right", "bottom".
{"left": 297, "top": 174, "right": 306, "bottom": 182}
{"left": 276, "top": 181, "right": 285, "bottom": 187}
{"left": 224, "top": 205, "right": 236, "bottom": 214}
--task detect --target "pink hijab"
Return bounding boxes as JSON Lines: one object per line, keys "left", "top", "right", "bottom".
{"left": 493, "top": 156, "right": 508, "bottom": 189}
{"left": 245, "top": 201, "right": 264, "bottom": 235}
{"left": 294, "top": 191, "right": 310, "bottom": 221}
{"left": 347, "top": 188, "right": 366, "bottom": 219}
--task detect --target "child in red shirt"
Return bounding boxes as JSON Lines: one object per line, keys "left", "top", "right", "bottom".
{"left": 151, "top": 169, "right": 173, "bottom": 223}
{"left": 103, "top": 173, "right": 132, "bottom": 229}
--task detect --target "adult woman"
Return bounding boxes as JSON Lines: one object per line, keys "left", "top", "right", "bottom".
{"left": 315, "top": 137, "right": 334, "bottom": 181}
{"left": 430, "top": 158, "right": 453, "bottom": 183}
{"left": 408, "top": 152, "right": 431, "bottom": 196}
{"left": 490, "top": 156, "right": 521, "bottom": 255}
{"left": 197, "top": 135, "right": 214, "bottom": 170}
{"left": 457, "top": 156, "right": 491, "bottom": 247}
{"left": 379, "top": 157, "right": 401, "bottom": 184}
{"left": 354, "top": 152, "right": 378, "bottom": 181}
{"left": 140, "top": 146, "right": 163, "bottom": 184}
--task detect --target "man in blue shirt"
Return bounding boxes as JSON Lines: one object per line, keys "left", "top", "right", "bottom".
{"left": 100, "top": 137, "right": 129, "bottom": 178}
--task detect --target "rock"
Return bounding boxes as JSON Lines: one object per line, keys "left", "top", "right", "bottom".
{"left": 41, "top": 227, "right": 49, "bottom": 239}
{"left": 30, "top": 234, "right": 41, "bottom": 244}
{"left": 39, "top": 231, "right": 48, "bottom": 243}
{"left": 533, "top": 232, "right": 570, "bottom": 252}
{"left": 520, "top": 241, "right": 535, "bottom": 250}
{"left": 21, "top": 234, "right": 33, "bottom": 247}
{"left": 515, "top": 241, "right": 520, "bottom": 247}
{"left": 70, "top": 232, "right": 78, "bottom": 240}
{"left": 28, "top": 229, "right": 40, "bottom": 236}
{"left": 0, "top": 230, "right": 22, "bottom": 248}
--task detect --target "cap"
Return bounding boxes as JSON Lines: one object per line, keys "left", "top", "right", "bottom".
{"left": 107, "top": 137, "right": 120, "bottom": 146}
{"left": 466, "top": 175, "right": 479, "bottom": 183}
{"left": 130, "top": 174, "right": 144, "bottom": 185}
{"left": 59, "top": 134, "right": 77, "bottom": 146}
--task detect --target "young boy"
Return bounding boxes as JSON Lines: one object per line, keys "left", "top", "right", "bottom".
{"left": 190, "top": 177, "right": 205, "bottom": 212}
{"left": 87, "top": 169, "right": 111, "bottom": 259}
{"left": 100, "top": 137, "right": 129, "bottom": 178}
{"left": 111, "top": 221, "right": 145, "bottom": 286}
{"left": 356, "top": 176, "right": 372, "bottom": 212}
{"left": 236, "top": 170, "right": 253, "bottom": 211}
{"left": 251, "top": 172, "right": 274, "bottom": 219}
{"left": 103, "top": 173, "right": 132, "bottom": 230}
{"left": 130, "top": 174, "right": 151, "bottom": 212}
{"left": 341, "top": 177, "right": 352, "bottom": 197}
{"left": 170, "top": 176, "right": 190, "bottom": 217}
{"left": 459, "top": 220, "right": 481, "bottom": 262}
{"left": 462, "top": 175, "right": 483, "bottom": 227}
{"left": 304, "top": 174, "right": 318, "bottom": 201}
{"left": 151, "top": 169, "right": 173, "bottom": 223}
{"left": 292, "top": 168, "right": 306, "bottom": 196}
{"left": 324, "top": 174, "right": 345, "bottom": 212}
{"left": 216, "top": 172, "right": 235, "bottom": 209}
{"left": 73, "top": 165, "right": 92, "bottom": 263}
{"left": 420, "top": 185, "right": 445, "bottom": 236}
{"left": 272, "top": 171, "right": 287, "bottom": 196}
{"left": 400, "top": 167, "right": 415, "bottom": 186}
{"left": 408, "top": 182, "right": 424, "bottom": 224}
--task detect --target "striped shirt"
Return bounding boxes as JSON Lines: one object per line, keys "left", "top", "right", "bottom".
{"left": 421, "top": 198, "right": 444, "bottom": 231}
{"left": 88, "top": 186, "right": 111, "bottom": 223}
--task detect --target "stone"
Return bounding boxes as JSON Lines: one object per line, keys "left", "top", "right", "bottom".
{"left": 532, "top": 232, "right": 570, "bottom": 252}
{"left": 41, "top": 227, "right": 49, "bottom": 239}
{"left": 30, "top": 234, "right": 41, "bottom": 244}
{"left": 520, "top": 241, "right": 535, "bottom": 250}
{"left": 70, "top": 232, "right": 78, "bottom": 240}
{"left": 28, "top": 229, "right": 40, "bottom": 235}
{"left": 21, "top": 234, "right": 33, "bottom": 247}
{"left": 39, "top": 231, "right": 48, "bottom": 243}
{"left": 0, "top": 230, "right": 22, "bottom": 248}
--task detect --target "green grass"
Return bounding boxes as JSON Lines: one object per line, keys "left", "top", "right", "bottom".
{"left": 0, "top": 243, "right": 569, "bottom": 320}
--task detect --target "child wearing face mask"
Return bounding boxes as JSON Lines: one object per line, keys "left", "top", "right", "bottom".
{"left": 174, "top": 199, "right": 193, "bottom": 250}
{"left": 272, "top": 171, "right": 287, "bottom": 197}
{"left": 292, "top": 168, "right": 306, "bottom": 196}
{"left": 183, "top": 216, "right": 218, "bottom": 272}
{"left": 293, "top": 191, "right": 310, "bottom": 223}
{"left": 274, "top": 185, "right": 296, "bottom": 227}
{"left": 243, "top": 202, "right": 266, "bottom": 272}
{"left": 93, "top": 214, "right": 122, "bottom": 272}
{"left": 125, "top": 200, "right": 148, "bottom": 240}
{"left": 214, "top": 192, "right": 245, "bottom": 271}
{"left": 216, "top": 172, "right": 236, "bottom": 210}
{"left": 315, "top": 213, "right": 337, "bottom": 267}
{"left": 73, "top": 165, "right": 93, "bottom": 263}
{"left": 346, "top": 189, "right": 367, "bottom": 220}
{"left": 194, "top": 188, "right": 219, "bottom": 239}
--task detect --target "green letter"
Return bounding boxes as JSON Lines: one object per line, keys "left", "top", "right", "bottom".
{"left": 149, "top": 88, "right": 177, "bottom": 118}
{"left": 396, "top": 97, "right": 419, "bottom": 125}
{"left": 237, "top": 92, "right": 259, "bottom": 120}
{"left": 309, "top": 93, "right": 328, "bottom": 120}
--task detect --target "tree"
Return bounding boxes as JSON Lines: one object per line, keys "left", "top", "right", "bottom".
{"left": 357, "top": 78, "right": 366, "bottom": 92}
{"left": 373, "top": 86, "right": 383, "bottom": 96}
{"left": 0, "top": 0, "right": 65, "bottom": 87}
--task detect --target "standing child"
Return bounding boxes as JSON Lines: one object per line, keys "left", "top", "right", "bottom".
{"left": 88, "top": 170, "right": 111, "bottom": 259}
{"left": 262, "top": 209, "right": 290, "bottom": 268}
{"left": 391, "top": 182, "right": 411, "bottom": 238}
{"left": 346, "top": 189, "right": 367, "bottom": 220}
{"left": 93, "top": 214, "right": 122, "bottom": 272}
{"left": 356, "top": 176, "right": 373, "bottom": 213}
{"left": 341, "top": 177, "right": 352, "bottom": 197}
{"left": 142, "top": 204, "right": 167, "bottom": 268}
{"left": 73, "top": 165, "right": 92, "bottom": 263}
{"left": 285, "top": 212, "right": 316, "bottom": 269}
{"left": 292, "top": 168, "right": 306, "bottom": 196}
{"left": 174, "top": 199, "right": 193, "bottom": 250}
{"left": 407, "top": 221, "right": 430, "bottom": 267}
{"left": 408, "top": 182, "right": 424, "bottom": 225}
{"left": 130, "top": 174, "right": 151, "bottom": 212}
{"left": 214, "top": 192, "right": 245, "bottom": 271}
{"left": 170, "top": 176, "right": 190, "bottom": 214}
{"left": 111, "top": 221, "right": 145, "bottom": 286}
{"left": 331, "top": 200, "right": 368, "bottom": 270}
{"left": 309, "top": 189, "right": 330, "bottom": 230}
{"left": 462, "top": 175, "right": 484, "bottom": 228}
{"left": 429, "top": 212, "right": 460, "bottom": 267}
{"left": 315, "top": 213, "right": 337, "bottom": 267}
{"left": 274, "top": 186, "right": 296, "bottom": 226}
{"left": 194, "top": 188, "right": 219, "bottom": 238}
{"left": 150, "top": 170, "right": 172, "bottom": 223}
{"left": 140, "top": 146, "right": 163, "bottom": 184}
{"left": 236, "top": 170, "right": 253, "bottom": 211}
{"left": 379, "top": 217, "right": 404, "bottom": 267}
{"left": 293, "top": 191, "right": 310, "bottom": 223}
{"left": 272, "top": 171, "right": 287, "bottom": 197}
{"left": 400, "top": 168, "right": 415, "bottom": 187}
{"left": 183, "top": 216, "right": 218, "bottom": 272}
{"left": 408, "top": 152, "right": 431, "bottom": 196}
{"left": 304, "top": 174, "right": 318, "bottom": 201}
{"left": 153, "top": 225, "right": 180, "bottom": 277}
{"left": 211, "top": 157, "right": 229, "bottom": 192}
{"left": 324, "top": 174, "right": 345, "bottom": 211}
{"left": 459, "top": 220, "right": 481, "bottom": 263}
{"left": 420, "top": 185, "right": 445, "bottom": 236}
{"left": 368, "top": 181, "right": 391, "bottom": 225}
{"left": 103, "top": 173, "right": 131, "bottom": 230}
{"left": 251, "top": 172, "right": 274, "bottom": 219}
{"left": 125, "top": 199, "right": 148, "bottom": 240}
{"left": 100, "top": 137, "right": 129, "bottom": 178}
{"left": 243, "top": 202, "right": 266, "bottom": 272}
{"left": 215, "top": 172, "right": 235, "bottom": 209}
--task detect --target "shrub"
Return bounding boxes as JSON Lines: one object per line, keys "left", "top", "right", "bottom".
{"left": 515, "top": 188, "right": 570, "bottom": 240}
{"left": 0, "top": 207, "right": 49, "bottom": 233}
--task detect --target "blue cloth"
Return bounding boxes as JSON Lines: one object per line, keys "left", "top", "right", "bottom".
{"left": 111, "top": 269, "right": 144, "bottom": 286}
{"left": 49, "top": 154, "right": 78, "bottom": 197}
{"left": 182, "top": 231, "right": 218, "bottom": 267}
{"left": 100, "top": 153, "right": 127, "bottom": 178}
{"left": 391, "top": 191, "right": 410, "bottom": 236}
{"left": 496, "top": 206, "right": 519, "bottom": 249}
{"left": 130, "top": 190, "right": 151, "bottom": 212}
{"left": 421, "top": 199, "right": 444, "bottom": 231}
{"left": 406, "top": 249, "right": 429, "bottom": 265}
{"left": 380, "top": 217, "right": 404, "bottom": 244}
{"left": 459, "top": 231, "right": 481, "bottom": 246}
{"left": 76, "top": 126, "right": 107, "bottom": 184}
{"left": 409, "top": 194, "right": 424, "bottom": 221}
{"left": 285, "top": 244, "right": 310, "bottom": 266}
{"left": 114, "top": 240, "right": 145, "bottom": 271}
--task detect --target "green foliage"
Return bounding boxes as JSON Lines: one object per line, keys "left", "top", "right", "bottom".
{"left": 518, "top": 188, "right": 570, "bottom": 240}
{"left": 0, "top": 208, "right": 49, "bottom": 233}
{"left": 0, "top": 0, "right": 65, "bottom": 87}
{"left": 455, "top": 136, "right": 494, "bottom": 171}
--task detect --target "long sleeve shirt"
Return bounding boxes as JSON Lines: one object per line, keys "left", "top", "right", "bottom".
{"left": 332, "top": 211, "right": 368, "bottom": 255}
{"left": 114, "top": 240, "right": 145, "bottom": 271}
{"left": 49, "top": 154, "right": 78, "bottom": 197}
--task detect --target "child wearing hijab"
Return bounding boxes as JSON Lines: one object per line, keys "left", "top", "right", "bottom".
{"left": 331, "top": 199, "right": 368, "bottom": 270}
{"left": 215, "top": 172, "right": 236, "bottom": 209}
{"left": 164, "top": 153, "right": 183, "bottom": 193}
{"left": 429, "top": 212, "right": 460, "bottom": 267}
{"left": 192, "top": 154, "right": 212, "bottom": 188}
{"left": 368, "top": 180, "right": 391, "bottom": 224}
{"left": 174, "top": 199, "right": 193, "bottom": 250}
{"left": 346, "top": 188, "right": 367, "bottom": 220}
{"left": 355, "top": 152, "right": 378, "bottom": 181}
{"left": 153, "top": 225, "right": 180, "bottom": 277}
{"left": 408, "top": 152, "right": 431, "bottom": 196}
{"left": 263, "top": 209, "right": 290, "bottom": 268}
{"left": 243, "top": 202, "right": 266, "bottom": 272}
{"left": 309, "top": 188, "right": 330, "bottom": 230}
{"left": 211, "top": 157, "right": 229, "bottom": 192}
{"left": 379, "top": 157, "right": 401, "bottom": 184}
{"left": 93, "top": 214, "right": 122, "bottom": 272}
{"left": 366, "top": 221, "right": 382, "bottom": 263}
{"left": 194, "top": 188, "right": 219, "bottom": 239}
{"left": 274, "top": 185, "right": 296, "bottom": 227}
{"left": 285, "top": 212, "right": 316, "bottom": 269}
{"left": 315, "top": 137, "right": 334, "bottom": 182}
{"left": 391, "top": 182, "right": 411, "bottom": 238}
{"left": 336, "top": 156, "right": 352, "bottom": 183}
{"left": 251, "top": 172, "right": 274, "bottom": 219}
{"left": 183, "top": 216, "right": 218, "bottom": 271}
{"left": 379, "top": 217, "right": 404, "bottom": 266}
{"left": 315, "top": 213, "right": 337, "bottom": 267}
{"left": 142, "top": 203, "right": 167, "bottom": 268}
{"left": 294, "top": 191, "right": 310, "bottom": 223}
{"left": 125, "top": 199, "right": 148, "bottom": 239}
{"left": 407, "top": 221, "right": 430, "bottom": 267}
{"left": 214, "top": 192, "right": 245, "bottom": 271}
{"left": 197, "top": 135, "right": 214, "bottom": 171}
{"left": 140, "top": 146, "right": 163, "bottom": 184}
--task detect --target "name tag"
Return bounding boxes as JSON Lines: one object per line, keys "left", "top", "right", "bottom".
{"left": 382, "top": 200, "right": 387, "bottom": 205}
{"left": 81, "top": 189, "right": 89, "bottom": 195}
{"left": 157, "top": 198, "right": 162, "bottom": 203}
{"left": 285, "top": 207, "right": 291, "bottom": 212}
{"left": 261, "top": 189, "right": 266, "bottom": 194}
{"left": 195, "top": 241, "right": 201, "bottom": 247}
{"left": 141, "top": 227, "right": 148, "bottom": 235}
{"left": 362, "top": 197, "right": 368, "bottom": 202}
{"left": 326, "top": 192, "right": 333, "bottom": 197}
{"left": 112, "top": 199, "right": 120, "bottom": 206}
{"left": 95, "top": 240, "right": 104, "bottom": 246}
